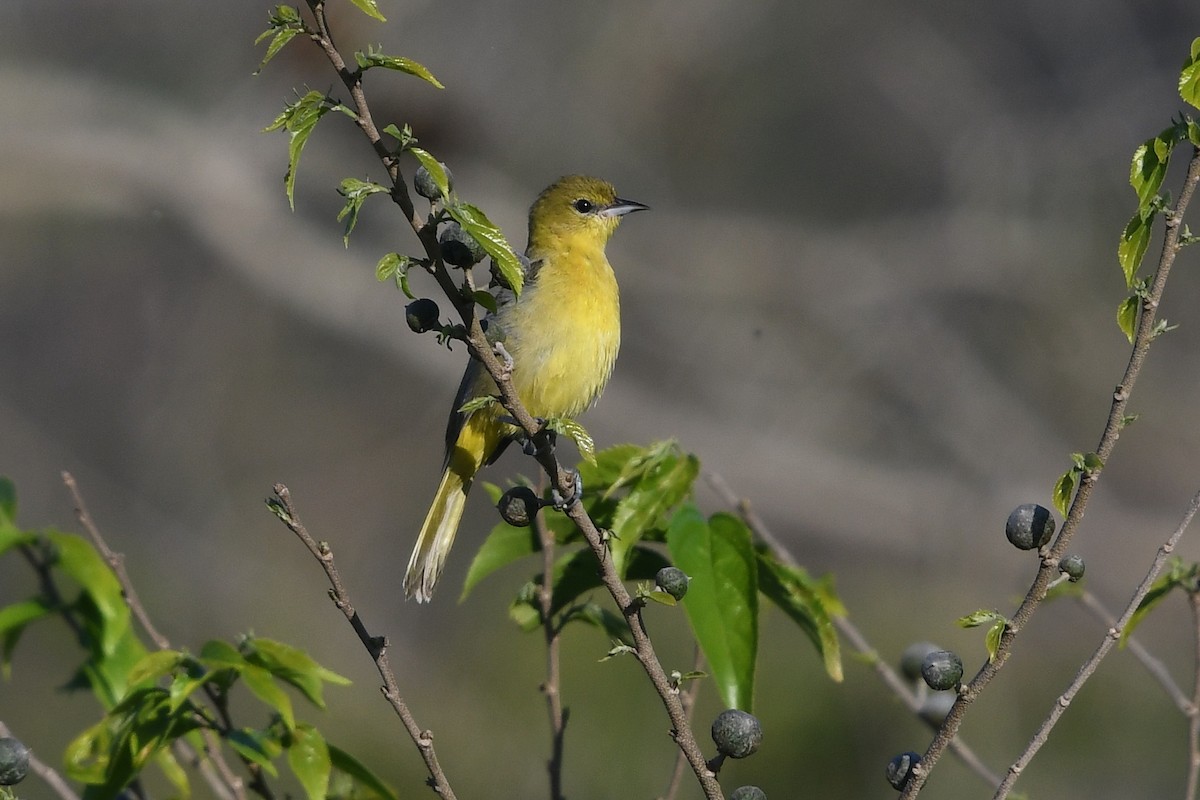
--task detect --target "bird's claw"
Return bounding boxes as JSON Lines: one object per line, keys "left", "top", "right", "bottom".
{"left": 551, "top": 468, "right": 583, "bottom": 511}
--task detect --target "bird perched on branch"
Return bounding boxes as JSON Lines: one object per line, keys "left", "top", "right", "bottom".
{"left": 405, "top": 175, "right": 648, "bottom": 602}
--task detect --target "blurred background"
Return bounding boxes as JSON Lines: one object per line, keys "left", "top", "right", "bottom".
{"left": 4, "top": 0, "right": 1200, "bottom": 797}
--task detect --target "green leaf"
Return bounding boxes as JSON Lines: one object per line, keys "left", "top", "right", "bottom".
{"left": 382, "top": 123, "right": 416, "bottom": 149}
{"left": 329, "top": 744, "right": 398, "bottom": 800}
{"left": 958, "top": 609, "right": 1006, "bottom": 629}
{"left": 472, "top": 289, "right": 499, "bottom": 315}
{"left": 126, "top": 650, "right": 183, "bottom": 687}
{"left": 447, "top": 203, "right": 524, "bottom": 295}
{"left": 0, "top": 475, "right": 15, "bottom": 522}
{"left": 1130, "top": 131, "right": 1174, "bottom": 208}
{"left": 409, "top": 147, "right": 451, "bottom": 196}
{"left": 263, "top": 90, "right": 354, "bottom": 210}
{"left": 0, "top": 597, "right": 52, "bottom": 676}
{"left": 1116, "top": 295, "right": 1139, "bottom": 343}
{"left": 64, "top": 719, "right": 113, "bottom": 784}
{"left": 546, "top": 417, "right": 597, "bottom": 465}
{"left": 1119, "top": 208, "right": 1155, "bottom": 287}
{"left": 559, "top": 602, "right": 632, "bottom": 644}
{"left": 1052, "top": 468, "right": 1078, "bottom": 518}
{"left": 287, "top": 723, "right": 332, "bottom": 800}
{"left": 348, "top": 0, "right": 387, "bottom": 22}
{"left": 1121, "top": 558, "right": 1200, "bottom": 646}
{"left": 154, "top": 745, "right": 190, "bottom": 798}
{"left": 168, "top": 656, "right": 216, "bottom": 711}
{"left": 199, "top": 638, "right": 247, "bottom": 668}
{"left": 1181, "top": 37, "right": 1200, "bottom": 109}
{"left": 244, "top": 637, "right": 350, "bottom": 709}
{"left": 458, "top": 394, "right": 498, "bottom": 415}
{"left": 336, "top": 178, "right": 390, "bottom": 246}
{"left": 756, "top": 553, "right": 843, "bottom": 682}
{"left": 241, "top": 662, "right": 296, "bottom": 729}
{"left": 47, "top": 531, "right": 131, "bottom": 658}
{"left": 668, "top": 506, "right": 758, "bottom": 711}
{"left": 227, "top": 728, "right": 282, "bottom": 777}
{"left": 355, "top": 47, "right": 443, "bottom": 88}
{"left": 460, "top": 519, "right": 538, "bottom": 601}
{"left": 254, "top": 6, "right": 304, "bottom": 75}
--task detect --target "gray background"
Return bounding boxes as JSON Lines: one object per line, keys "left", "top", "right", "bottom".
{"left": 3, "top": 1, "right": 1200, "bottom": 797}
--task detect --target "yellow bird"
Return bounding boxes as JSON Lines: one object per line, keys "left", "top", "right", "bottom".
{"left": 405, "top": 175, "right": 648, "bottom": 602}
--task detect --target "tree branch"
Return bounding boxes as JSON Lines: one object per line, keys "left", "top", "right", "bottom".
{"left": 268, "top": 484, "right": 458, "bottom": 800}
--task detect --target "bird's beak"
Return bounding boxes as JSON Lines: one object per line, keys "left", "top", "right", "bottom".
{"left": 602, "top": 197, "right": 650, "bottom": 218}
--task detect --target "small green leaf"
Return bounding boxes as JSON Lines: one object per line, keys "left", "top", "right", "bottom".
{"left": 1180, "top": 37, "right": 1200, "bottom": 109}
{"left": 241, "top": 662, "right": 296, "bottom": 729}
{"left": 1121, "top": 558, "right": 1200, "bottom": 646}
{"left": 47, "top": 531, "right": 131, "bottom": 657}
{"left": 355, "top": 48, "right": 446, "bottom": 89}
{"left": 0, "top": 476, "right": 15, "bottom": 522}
{"left": 1117, "top": 295, "right": 1139, "bottom": 343}
{"left": 757, "top": 553, "right": 843, "bottom": 682}
{"left": 1080, "top": 452, "right": 1104, "bottom": 472}
{"left": 329, "top": 744, "right": 399, "bottom": 800}
{"left": 64, "top": 719, "right": 113, "bottom": 784}
{"left": 244, "top": 637, "right": 350, "bottom": 709}
{"left": 546, "top": 417, "right": 596, "bottom": 465}
{"left": 264, "top": 90, "right": 354, "bottom": 210}
{"left": 559, "top": 603, "right": 632, "bottom": 644}
{"left": 1118, "top": 208, "right": 1155, "bottom": 287}
{"left": 227, "top": 728, "right": 282, "bottom": 777}
{"left": 1130, "top": 132, "right": 1173, "bottom": 208}
{"left": 254, "top": 6, "right": 304, "bottom": 74}
{"left": 288, "top": 723, "right": 332, "bottom": 800}
{"left": 126, "top": 650, "right": 183, "bottom": 686}
{"left": 1189, "top": 120, "right": 1200, "bottom": 148}
{"left": 375, "top": 252, "right": 412, "bottom": 283}
{"left": 409, "top": 147, "right": 451, "bottom": 196}
{"left": 336, "top": 178, "right": 390, "bottom": 246}
{"left": 0, "top": 597, "right": 53, "bottom": 676}
{"left": 459, "top": 521, "right": 538, "bottom": 601}
{"left": 458, "top": 395, "right": 498, "bottom": 416}
{"left": 447, "top": 203, "right": 524, "bottom": 295}
{"left": 957, "top": 609, "right": 1006, "bottom": 628}
{"left": 348, "top": 0, "right": 387, "bottom": 22}
{"left": 1052, "top": 468, "right": 1078, "bottom": 518}
{"left": 668, "top": 506, "right": 758, "bottom": 712}
{"left": 984, "top": 619, "right": 1005, "bottom": 662}
{"left": 199, "top": 639, "right": 247, "bottom": 669}
{"left": 382, "top": 123, "right": 415, "bottom": 148}
{"left": 472, "top": 289, "right": 499, "bottom": 314}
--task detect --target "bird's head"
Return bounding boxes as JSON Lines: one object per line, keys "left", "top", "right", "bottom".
{"left": 527, "top": 175, "right": 648, "bottom": 254}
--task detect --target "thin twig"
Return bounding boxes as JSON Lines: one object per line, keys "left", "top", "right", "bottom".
{"left": 1076, "top": 589, "right": 1192, "bottom": 713}
{"left": 534, "top": 502, "right": 567, "bottom": 800}
{"left": 659, "top": 646, "right": 707, "bottom": 800}
{"left": 268, "top": 484, "right": 458, "bottom": 800}
{"left": 902, "top": 144, "right": 1200, "bottom": 799}
{"left": 62, "top": 471, "right": 169, "bottom": 649}
{"left": 1186, "top": 589, "right": 1200, "bottom": 800}
{"left": 0, "top": 720, "right": 81, "bottom": 800}
{"left": 704, "top": 471, "right": 1002, "bottom": 788}
{"left": 993, "top": 489, "right": 1200, "bottom": 799}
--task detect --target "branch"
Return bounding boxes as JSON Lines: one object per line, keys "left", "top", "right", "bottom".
{"left": 659, "top": 646, "right": 707, "bottom": 800}
{"left": 1076, "top": 589, "right": 1192, "bottom": 713}
{"left": 992, "top": 489, "right": 1200, "bottom": 799}
{"left": 268, "top": 484, "right": 458, "bottom": 800}
{"left": 901, "top": 144, "right": 1200, "bottom": 798}
{"left": 704, "top": 472, "right": 1001, "bottom": 788}
{"left": 534, "top": 503, "right": 567, "bottom": 800}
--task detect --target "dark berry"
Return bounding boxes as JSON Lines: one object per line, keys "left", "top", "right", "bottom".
{"left": 711, "top": 709, "right": 762, "bottom": 759}
{"left": 0, "top": 737, "right": 30, "bottom": 786}
{"left": 655, "top": 566, "right": 690, "bottom": 600}
{"left": 1060, "top": 554, "right": 1086, "bottom": 582}
{"left": 414, "top": 162, "right": 453, "bottom": 200}
{"left": 1006, "top": 503, "right": 1056, "bottom": 550}
{"left": 497, "top": 486, "right": 540, "bottom": 528}
{"left": 730, "top": 787, "right": 766, "bottom": 800}
{"left": 405, "top": 298, "right": 440, "bottom": 334}
{"left": 886, "top": 751, "right": 921, "bottom": 790}
{"left": 920, "top": 650, "right": 964, "bottom": 691}
{"left": 439, "top": 223, "right": 486, "bottom": 267}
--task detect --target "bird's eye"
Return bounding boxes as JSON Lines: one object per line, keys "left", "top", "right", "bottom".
{"left": 572, "top": 198, "right": 594, "bottom": 214}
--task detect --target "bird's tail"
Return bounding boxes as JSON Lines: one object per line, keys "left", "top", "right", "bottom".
{"left": 404, "top": 466, "right": 469, "bottom": 603}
